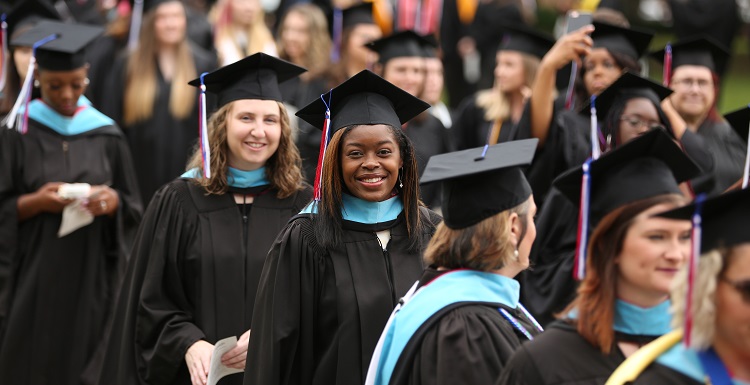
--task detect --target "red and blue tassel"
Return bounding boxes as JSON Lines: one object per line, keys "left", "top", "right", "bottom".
{"left": 663, "top": 43, "right": 672, "bottom": 87}
{"left": 574, "top": 158, "right": 593, "bottom": 281}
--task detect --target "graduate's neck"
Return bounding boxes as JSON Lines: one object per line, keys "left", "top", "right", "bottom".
{"left": 682, "top": 113, "right": 707, "bottom": 133}
{"left": 508, "top": 89, "right": 526, "bottom": 123}
{"left": 494, "top": 262, "right": 524, "bottom": 279}
{"left": 713, "top": 333, "right": 750, "bottom": 381}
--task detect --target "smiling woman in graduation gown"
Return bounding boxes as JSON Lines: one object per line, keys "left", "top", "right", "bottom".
{"left": 0, "top": 22, "right": 142, "bottom": 385}
{"left": 243, "top": 70, "right": 441, "bottom": 385}
{"left": 498, "top": 129, "right": 701, "bottom": 385}
{"left": 84, "top": 54, "right": 313, "bottom": 385}
{"left": 607, "top": 188, "right": 750, "bottom": 385}
{"left": 366, "top": 139, "right": 543, "bottom": 385}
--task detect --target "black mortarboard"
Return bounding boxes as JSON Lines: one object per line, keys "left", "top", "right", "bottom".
{"left": 591, "top": 21, "right": 654, "bottom": 61}
{"left": 421, "top": 33, "right": 439, "bottom": 58}
{"left": 579, "top": 72, "right": 673, "bottom": 120}
{"left": 651, "top": 37, "right": 730, "bottom": 74}
{"left": 420, "top": 139, "right": 538, "bottom": 229}
{"left": 365, "top": 30, "right": 434, "bottom": 64}
{"left": 11, "top": 20, "right": 103, "bottom": 71}
{"left": 342, "top": 2, "right": 375, "bottom": 30}
{"left": 296, "top": 69, "right": 430, "bottom": 133}
{"left": 188, "top": 53, "right": 306, "bottom": 107}
{"left": 5, "top": 0, "right": 60, "bottom": 40}
{"left": 555, "top": 128, "right": 701, "bottom": 226}
{"left": 723, "top": 105, "right": 750, "bottom": 143}
{"left": 499, "top": 24, "right": 555, "bottom": 59}
{"left": 657, "top": 188, "right": 750, "bottom": 253}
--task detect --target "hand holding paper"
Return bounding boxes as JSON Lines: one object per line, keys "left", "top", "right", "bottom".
{"left": 206, "top": 335, "right": 248, "bottom": 385}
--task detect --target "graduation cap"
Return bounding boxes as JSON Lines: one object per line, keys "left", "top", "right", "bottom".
{"left": 651, "top": 37, "right": 730, "bottom": 75}
{"left": 296, "top": 69, "right": 429, "bottom": 133}
{"left": 591, "top": 21, "right": 654, "bottom": 61}
{"left": 554, "top": 128, "right": 701, "bottom": 279}
{"left": 186, "top": 53, "right": 306, "bottom": 179}
{"left": 188, "top": 52, "right": 306, "bottom": 107}
{"left": 296, "top": 69, "right": 430, "bottom": 200}
{"left": 421, "top": 33, "right": 439, "bottom": 58}
{"left": 499, "top": 24, "right": 555, "bottom": 59}
{"left": 365, "top": 30, "right": 435, "bottom": 64}
{"left": 5, "top": 0, "right": 60, "bottom": 40}
{"left": 420, "top": 139, "right": 538, "bottom": 229}
{"left": 723, "top": 105, "right": 750, "bottom": 188}
{"left": 11, "top": 20, "right": 103, "bottom": 71}
{"left": 342, "top": 2, "right": 375, "bottom": 30}
{"left": 579, "top": 72, "right": 673, "bottom": 121}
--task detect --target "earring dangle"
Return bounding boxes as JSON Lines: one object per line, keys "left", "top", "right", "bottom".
{"left": 33, "top": 80, "right": 40, "bottom": 88}
{"left": 513, "top": 249, "right": 519, "bottom": 260}
{"left": 398, "top": 170, "right": 403, "bottom": 189}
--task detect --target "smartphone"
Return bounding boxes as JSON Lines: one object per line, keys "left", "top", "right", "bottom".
{"left": 565, "top": 11, "right": 593, "bottom": 34}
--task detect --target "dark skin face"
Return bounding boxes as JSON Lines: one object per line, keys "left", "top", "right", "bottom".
{"left": 35, "top": 65, "right": 89, "bottom": 117}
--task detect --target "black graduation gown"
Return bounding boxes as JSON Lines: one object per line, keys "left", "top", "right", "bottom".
{"left": 85, "top": 178, "right": 312, "bottom": 385}
{"left": 102, "top": 47, "right": 217, "bottom": 204}
{"left": 0, "top": 117, "right": 142, "bottom": 385}
{"left": 243, "top": 209, "right": 441, "bottom": 385}
{"left": 691, "top": 119, "right": 746, "bottom": 194}
{"left": 86, "top": 34, "right": 126, "bottom": 110}
{"left": 451, "top": 93, "right": 516, "bottom": 151}
{"left": 389, "top": 269, "right": 540, "bottom": 385}
{"left": 405, "top": 114, "right": 452, "bottom": 208}
{"left": 498, "top": 321, "right": 649, "bottom": 385}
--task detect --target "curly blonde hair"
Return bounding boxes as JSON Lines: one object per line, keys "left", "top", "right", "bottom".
{"left": 424, "top": 199, "right": 530, "bottom": 271}
{"left": 187, "top": 101, "right": 304, "bottom": 198}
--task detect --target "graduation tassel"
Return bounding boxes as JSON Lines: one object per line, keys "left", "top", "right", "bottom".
{"left": 127, "top": 0, "right": 144, "bottom": 51}
{"left": 684, "top": 194, "right": 705, "bottom": 348}
{"left": 663, "top": 43, "right": 672, "bottom": 87}
{"left": 590, "top": 95, "right": 601, "bottom": 159}
{"left": 313, "top": 91, "right": 333, "bottom": 201}
{"left": 330, "top": 8, "right": 343, "bottom": 63}
{"left": 573, "top": 158, "right": 592, "bottom": 281}
{"left": 198, "top": 72, "right": 211, "bottom": 178}
{"left": 743, "top": 115, "right": 750, "bottom": 189}
{"left": 2, "top": 34, "right": 57, "bottom": 133}
{"left": 0, "top": 14, "right": 9, "bottom": 93}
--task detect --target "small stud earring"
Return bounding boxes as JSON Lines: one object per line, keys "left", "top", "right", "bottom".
{"left": 513, "top": 249, "right": 519, "bottom": 259}
{"left": 33, "top": 79, "right": 40, "bottom": 88}
{"left": 83, "top": 78, "right": 90, "bottom": 86}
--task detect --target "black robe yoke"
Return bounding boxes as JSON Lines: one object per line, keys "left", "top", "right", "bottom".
{"left": 243, "top": 210, "right": 441, "bottom": 385}
{"left": 0, "top": 118, "right": 142, "bottom": 385}
{"left": 692, "top": 119, "right": 746, "bottom": 194}
{"left": 88, "top": 179, "right": 312, "bottom": 385}
{"left": 498, "top": 321, "right": 628, "bottom": 385}
{"left": 392, "top": 303, "right": 539, "bottom": 385}
{"left": 451, "top": 94, "right": 517, "bottom": 151}
{"left": 103, "top": 47, "right": 217, "bottom": 204}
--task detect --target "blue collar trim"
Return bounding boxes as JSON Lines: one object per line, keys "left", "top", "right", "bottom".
{"left": 372, "top": 270, "right": 520, "bottom": 385}
{"left": 181, "top": 167, "right": 270, "bottom": 189}
{"left": 25, "top": 96, "right": 114, "bottom": 136}
{"left": 656, "top": 343, "right": 750, "bottom": 385}
{"left": 299, "top": 194, "right": 403, "bottom": 224}
{"left": 613, "top": 299, "right": 672, "bottom": 336}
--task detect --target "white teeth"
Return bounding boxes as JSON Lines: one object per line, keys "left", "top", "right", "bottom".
{"left": 246, "top": 143, "right": 264, "bottom": 148}
{"left": 362, "top": 177, "right": 383, "bottom": 183}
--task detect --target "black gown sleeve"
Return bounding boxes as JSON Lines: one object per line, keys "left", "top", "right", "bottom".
{"left": 106, "top": 130, "right": 144, "bottom": 262}
{"left": 0, "top": 129, "right": 21, "bottom": 330}
{"left": 243, "top": 217, "right": 324, "bottom": 385}
{"left": 496, "top": 344, "right": 546, "bottom": 385}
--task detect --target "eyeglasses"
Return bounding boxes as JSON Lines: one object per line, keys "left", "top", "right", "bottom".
{"left": 720, "top": 277, "right": 750, "bottom": 304}
{"left": 620, "top": 116, "right": 666, "bottom": 132}
{"left": 672, "top": 78, "right": 713, "bottom": 90}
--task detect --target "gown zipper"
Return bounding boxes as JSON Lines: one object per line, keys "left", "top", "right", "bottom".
{"left": 376, "top": 233, "right": 397, "bottom": 306}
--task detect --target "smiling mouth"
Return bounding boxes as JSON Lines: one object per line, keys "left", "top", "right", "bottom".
{"left": 245, "top": 142, "right": 265, "bottom": 149}
{"left": 359, "top": 176, "right": 385, "bottom": 184}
